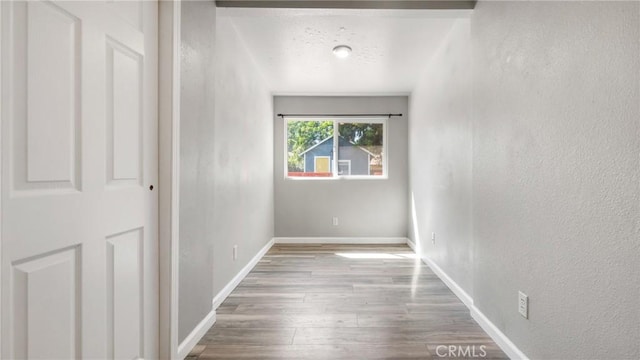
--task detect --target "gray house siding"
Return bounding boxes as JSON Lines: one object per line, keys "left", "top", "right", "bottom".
{"left": 303, "top": 140, "right": 334, "bottom": 172}
{"left": 302, "top": 137, "right": 369, "bottom": 175}
{"left": 338, "top": 145, "right": 369, "bottom": 175}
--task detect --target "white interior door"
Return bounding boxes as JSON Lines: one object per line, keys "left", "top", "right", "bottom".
{"left": 1, "top": 1, "right": 158, "bottom": 358}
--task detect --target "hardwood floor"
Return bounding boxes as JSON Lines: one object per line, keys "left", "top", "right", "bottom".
{"left": 189, "top": 244, "right": 508, "bottom": 359}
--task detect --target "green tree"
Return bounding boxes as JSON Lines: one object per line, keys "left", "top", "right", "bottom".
{"left": 287, "top": 120, "right": 333, "bottom": 171}
{"left": 339, "top": 123, "right": 383, "bottom": 151}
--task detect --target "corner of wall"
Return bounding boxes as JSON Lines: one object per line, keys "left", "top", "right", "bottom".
{"left": 406, "top": 238, "right": 529, "bottom": 360}
{"left": 176, "top": 309, "right": 216, "bottom": 360}
{"left": 211, "top": 7, "right": 275, "bottom": 312}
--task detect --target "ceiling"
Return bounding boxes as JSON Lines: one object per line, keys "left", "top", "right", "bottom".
{"left": 220, "top": 8, "right": 471, "bottom": 94}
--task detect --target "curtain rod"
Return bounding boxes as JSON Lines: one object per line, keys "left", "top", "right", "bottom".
{"left": 277, "top": 113, "right": 402, "bottom": 118}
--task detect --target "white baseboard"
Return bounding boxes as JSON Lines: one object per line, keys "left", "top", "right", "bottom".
{"left": 418, "top": 249, "right": 473, "bottom": 309}
{"left": 273, "top": 237, "right": 408, "bottom": 244}
{"left": 177, "top": 308, "right": 216, "bottom": 360}
{"left": 178, "top": 239, "right": 274, "bottom": 358}
{"left": 470, "top": 305, "right": 529, "bottom": 360}
{"left": 212, "top": 238, "right": 275, "bottom": 309}
{"left": 406, "top": 238, "right": 417, "bottom": 252}
{"left": 407, "top": 238, "right": 528, "bottom": 360}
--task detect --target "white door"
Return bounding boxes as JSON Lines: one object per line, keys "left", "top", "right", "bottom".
{"left": 1, "top": 1, "right": 158, "bottom": 358}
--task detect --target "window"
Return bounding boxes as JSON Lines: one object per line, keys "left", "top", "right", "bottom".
{"left": 338, "top": 160, "right": 351, "bottom": 175}
{"left": 285, "top": 117, "right": 386, "bottom": 179}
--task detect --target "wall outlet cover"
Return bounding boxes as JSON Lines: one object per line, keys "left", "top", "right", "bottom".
{"left": 518, "top": 291, "right": 528, "bottom": 319}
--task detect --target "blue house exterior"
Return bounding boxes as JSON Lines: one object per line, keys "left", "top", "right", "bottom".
{"left": 301, "top": 136, "right": 372, "bottom": 175}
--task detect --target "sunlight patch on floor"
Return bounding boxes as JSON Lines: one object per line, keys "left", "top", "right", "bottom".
{"left": 335, "top": 252, "right": 400, "bottom": 259}
{"left": 335, "top": 252, "right": 419, "bottom": 260}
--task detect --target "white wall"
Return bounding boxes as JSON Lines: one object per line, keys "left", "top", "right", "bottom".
{"left": 213, "top": 16, "right": 274, "bottom": 296}
{"left": 471, "top": 2, "right": 639, "bottom": 358}
{"left": 177, "top": 5, "right": 274, "bottom": 344}
{"left": 274, "top": 96, "right": 408, "bottom": 238}
{"left": 410, "top": 1, "right": 640, "bottom": 358}
{"left": 408, "top": 18, "right": 473, "bottom": 294}
{"left": 178, "top": 0, "right": 216, "bottom": 343}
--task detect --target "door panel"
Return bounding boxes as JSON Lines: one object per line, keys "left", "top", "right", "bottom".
{"left": 106, "top": 37, "right": 143, "bottom": 186}
{"left": 26, "top": 1, "right": 80, "bottom": 185}
{"left": 11, "top": 1, "right": 81, "bottom": 193}
{"left": 107, "top": 228, "right": 143, "bottom": 359}
{"left": 1, "top": 1, "right": 158, "bottom": 358}
{"left": 314, "top": 156, "right": 330, "bottom": 173}
{"left": 13, "top": 247, "right": 80, "bottom": 359}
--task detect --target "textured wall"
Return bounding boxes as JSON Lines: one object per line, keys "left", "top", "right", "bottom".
{"left": 178, "top": 0, "right": 217, "bottom": 343}
{"left": 471, "top": 1, "right": 639, "bottom": 358}
{"left": 408, "top": 19, "right": 473, "bottom": 294}
{"left": 274, "top": 96, "right": 408, "bottom": 238}
{"left": 213, "top": 16, "right": 274, "bottom": 296}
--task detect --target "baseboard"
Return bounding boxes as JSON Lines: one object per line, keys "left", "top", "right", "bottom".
{"left": 407, "top": 238, "right": 528, "bottom": 360}
{"left": 178, "top": 239, "right": 274, "bottom": 358}
{"left": 212, "top": 238, "right": 275, "bottom": 309}
{"left": 406, "top": 238, "right": 417, "bottom": 252}
{"left": 470, "top": 305, "right": 529, "bottom": 360}
{"left": 417, "top": 248, "right": 474, "bottom": 309}
{"left": 177, "top": 308, "right": 216, "bottom": 360}
{"left": 273, "top": 237, "right": 409, "bottom": 244}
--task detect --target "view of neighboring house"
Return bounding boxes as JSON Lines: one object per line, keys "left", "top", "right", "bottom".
{"left": 300, "top": 135, "right": 376, "bottom": 175}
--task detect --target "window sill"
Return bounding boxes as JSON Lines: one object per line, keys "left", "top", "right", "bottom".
{"left": 284, "top": 175, "right": 388, "bottom": 181}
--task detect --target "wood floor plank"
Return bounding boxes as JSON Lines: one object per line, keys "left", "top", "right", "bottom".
{"left": 233, "top": 284, "right": 354, "bottom": 293}
{"left": 303, "top": 292, "right": 415, "bottom": 304}
{"left": 192, "top": 244, "right": 507, "bottom": 359}
{"left": 222, "top": 293, "right": 306, "bottom": 305}
{"left": 241, "top": 276, "right": 394, "bottom": 286}
{"left": 199, "top": 328, "right": 296, "bottom": 345}
{"left": 406, "top": 303, "right": 469, "bottom": 313}
{"left": 292, "top": 327, "right": 496, "bottom": 346}
{"left": 246, "top": 271, "right": 312, "bottom": 279}
{"left": 197, "top": 345, "right": 433, "bottom": 359}
{"left": 233, "top": 303, "right": 327, "bottom": 315}
{"left": 323, "top": 303, "right": 410, "bottom": 314}
{"left": 292, "top": 327, "right": 448, "bottom": 345}
{"left": 356, "top": 313, "right": 474, "bottom": 328}
{"left": 215, "top": 314, "right": 358, "bottom": 328}
{"left": 215, "top": 304, "right": 239, "bottom": 314}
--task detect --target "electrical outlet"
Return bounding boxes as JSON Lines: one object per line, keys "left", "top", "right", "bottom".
{"left": 233, "top": 245, "right": 238, "bottom": 261}
{"left": 332, "top": 217, "right": 339, "bottom": 226}
{"left": 518, "top": 291, "right": 528, "bottom": 319}
{"left": 431, "top": 232, "right": 436, "bottom": 244}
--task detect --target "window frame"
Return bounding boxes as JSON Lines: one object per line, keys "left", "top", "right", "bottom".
{"left": 284, "top": 117, "right": 388, "bottom": 180}
{"left": 337, "top": 160, "right": 351, "bottom": 176}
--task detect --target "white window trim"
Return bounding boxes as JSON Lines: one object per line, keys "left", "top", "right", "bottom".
{"left": 284, "top": 117, "right": 388, "bottom": 180}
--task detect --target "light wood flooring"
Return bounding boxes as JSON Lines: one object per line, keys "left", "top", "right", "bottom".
{"left": 189, "top": 244, "right": 508, "bottom": 359}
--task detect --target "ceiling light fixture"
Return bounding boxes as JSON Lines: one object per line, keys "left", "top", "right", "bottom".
{"left": 332, "top": 45, "right": 352, "bottom": 59}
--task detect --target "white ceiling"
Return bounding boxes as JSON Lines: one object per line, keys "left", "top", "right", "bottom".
{"left": 220, "top": 8, "right": 470, "bottom": 94}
